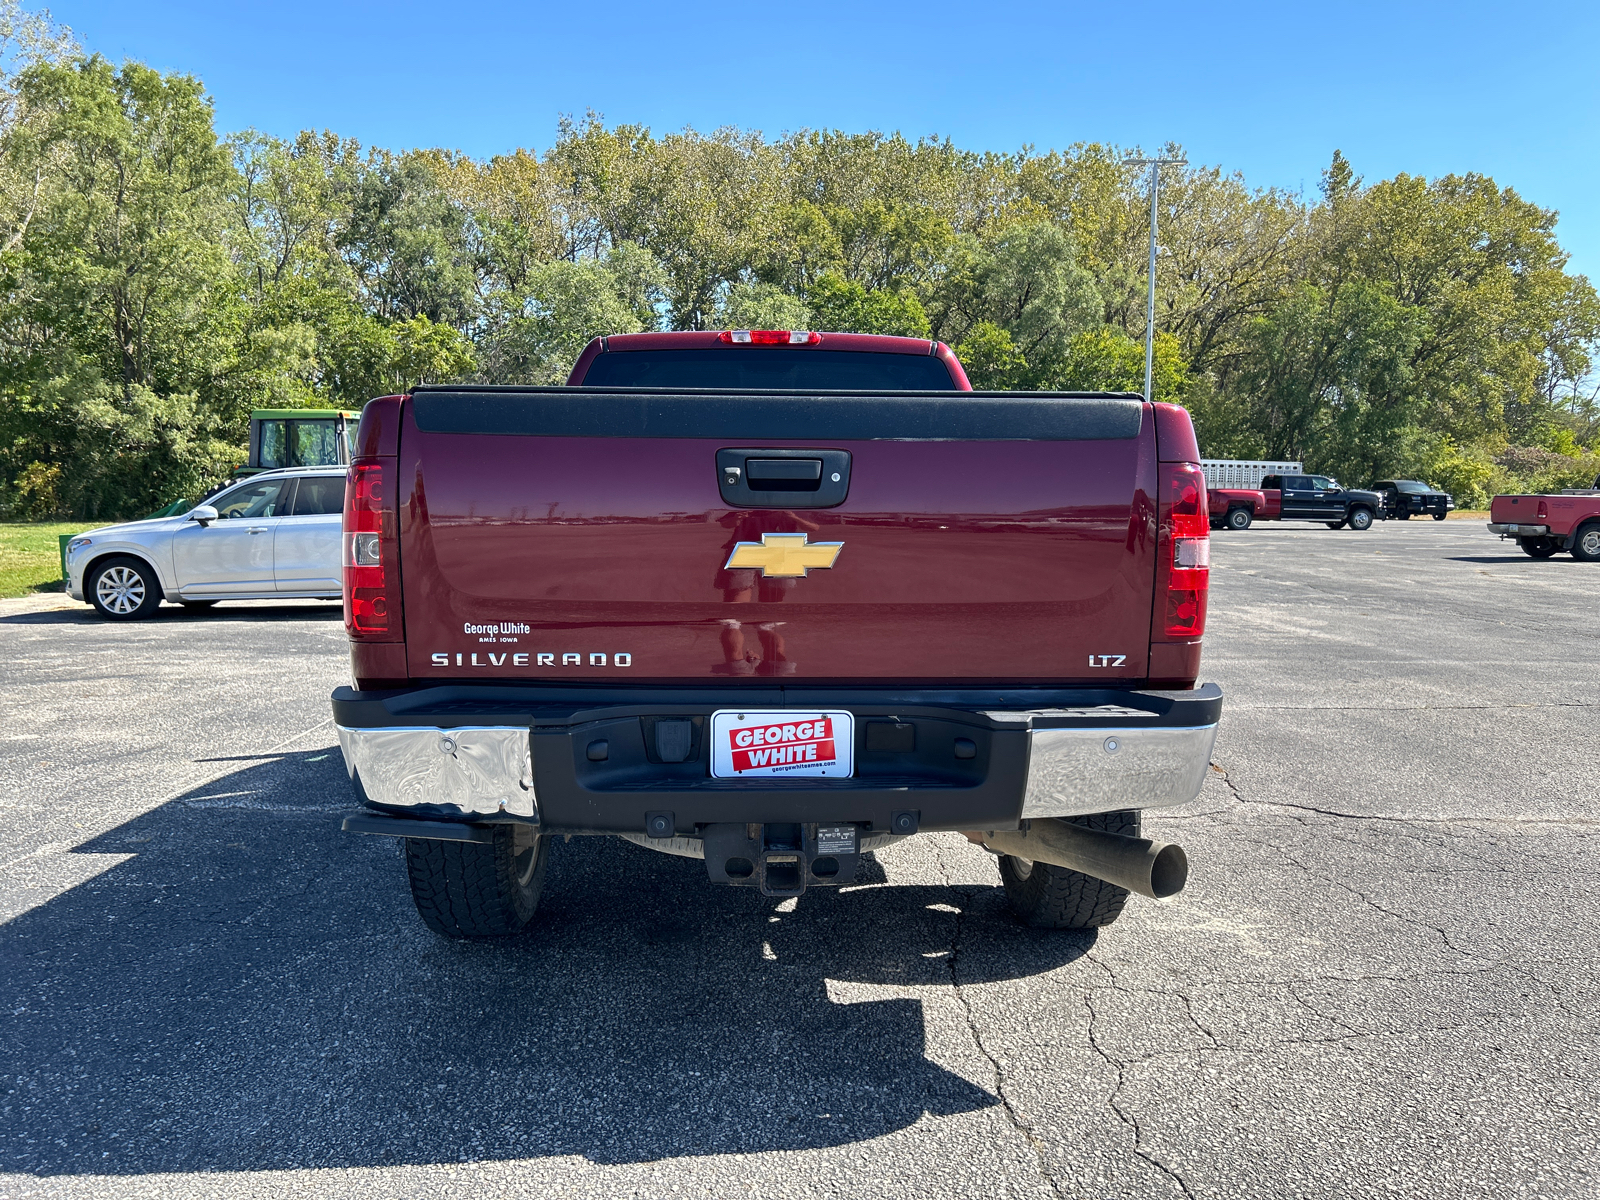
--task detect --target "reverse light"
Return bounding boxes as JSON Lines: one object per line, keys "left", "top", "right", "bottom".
{"left": 343, "top": 461, "right": 401, "bottom": 640}
{"left": 718, "top": 330, "right": 823, "bottom": 345}
{"left": 1159, "top": 462, "right": 1210, "bottom": 639}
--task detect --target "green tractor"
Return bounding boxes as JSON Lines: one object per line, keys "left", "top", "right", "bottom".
{"left": 141, "top": 408, "right": 361, "bottom": 520}
{"left": 238, "top": 408, "right": 361, "bottom": 477}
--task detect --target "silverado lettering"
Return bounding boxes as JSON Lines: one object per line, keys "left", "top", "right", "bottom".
{"left": 428, "top": 651, "right": 633, "bottom": 667}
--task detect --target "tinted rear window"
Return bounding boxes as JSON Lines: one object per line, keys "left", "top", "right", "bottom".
{"left": 578, "top": 348, "right": 958, "bottom": 391}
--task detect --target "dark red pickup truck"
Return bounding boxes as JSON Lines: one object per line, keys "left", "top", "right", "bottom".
{"left": 332, "top": 331, "right": 1221, "bottom": 938}
{"left": 1488, "top": 484, "right": 1600, "bottom": 559}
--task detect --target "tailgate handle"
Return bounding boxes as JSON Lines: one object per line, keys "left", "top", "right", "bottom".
{"left": 716, "top": 448, "right": 851, "bottom": 509}
{"left": 746, "top": 458, "right": 822, "bottom": 489}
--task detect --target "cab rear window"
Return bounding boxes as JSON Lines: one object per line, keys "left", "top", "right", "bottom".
{"left": 577, "top": 348, "right": 958, "bottom": 391}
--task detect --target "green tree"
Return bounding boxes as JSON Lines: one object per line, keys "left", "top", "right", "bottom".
{"left": 1233, "top": 280, "right": 1424, "bottom": 482}
{"left": 0, "top": 55, "right": 241, "bottom": 518}
{"left": 1055, "top": 327, "right": 1190, "bottom": 400}
{"left": 477, "top": 249, "right": 654, "bottom": 384}
{"left": 953, "top": 321, "right": 1025, "bottom": 389}
{"left": 718, "top": 279, "right": 811, "bottom": 331}
{"left": 805, "top": 272, "right": 930, "bottom": 337}
{"left": 930, "top": 220, "right": 1101, "bottom": 386}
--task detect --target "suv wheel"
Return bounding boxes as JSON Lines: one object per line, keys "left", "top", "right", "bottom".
{"left": 1432, "top": 512, "right": 1447, "bottom": 521}
{"left": 1226, "top": 507, "right": 1253, "bottom": 531}
{"left": 1573, "top": 523, "right": 1600, "bottom": 563}
{"left": 88, "top": 556, "right": 163, "bottom": 620}
{"left": 997, "top": 810, "right": 1138, "bottom": 929}
{"left": 404, "top": 824, "right": 549, "bottom": 938}
{"left": 1348, "top": 507, "right": 1374, "bottom": 531}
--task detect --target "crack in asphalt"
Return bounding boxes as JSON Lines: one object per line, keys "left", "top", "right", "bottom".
{"left": 1206, "top": 762, "right": 1598, "bottom": 828}
{"left": 930, "top": 843, "right": 1066, "bottom": 1200}
{"left": 1206, "top": 762, "right": 1480, "bottom": 958}
{"left": 1082, "top": 953, "right": 1197, "bottom": 1199}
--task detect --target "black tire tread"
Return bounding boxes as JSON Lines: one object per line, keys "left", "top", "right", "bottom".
{"left": 404, "top": 827, "right": 547, "bottom": 938}
{"left": 998, "top": 810, "right": 1138, "bottom": 929}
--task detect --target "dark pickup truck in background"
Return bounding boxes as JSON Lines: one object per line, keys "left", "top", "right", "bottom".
{"left": 1210, "top": 473, "right": 1383, "bottom": 531}
{"left": 1372, "top": 479, "right": 1454, "bottom": 520}
{"left": 332, "top": 330, "right": 1220, "bottom": 940}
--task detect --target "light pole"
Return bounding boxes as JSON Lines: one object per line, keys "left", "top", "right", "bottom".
{"left": 1125, "top": 155, "right": 1186, "bottom": 402}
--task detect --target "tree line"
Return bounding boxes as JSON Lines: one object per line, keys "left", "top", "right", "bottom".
{"left": 1, "top": 1, "right": 1596, "bottom": 519}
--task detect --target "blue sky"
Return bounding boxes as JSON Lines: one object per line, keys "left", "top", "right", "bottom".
{"left": 48, "top": 0, "right": 1600, "bottom": 280}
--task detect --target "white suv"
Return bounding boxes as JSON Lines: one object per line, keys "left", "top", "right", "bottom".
{"left": 65, "top": 467, "right": 346, "bottom": 620}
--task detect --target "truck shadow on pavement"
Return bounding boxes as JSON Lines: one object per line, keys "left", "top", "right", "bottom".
{"left": 1444, "top": 555, "right": 1559, "bottom": 564}
{"left": 1, "top": 750, "right": 1093, "bottom": 1177}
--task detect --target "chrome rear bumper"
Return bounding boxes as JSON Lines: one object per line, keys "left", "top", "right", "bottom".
{"left": 336, "top": 725, "right": 536, "bottom": 819}
{"left": 1018, "top": 722, "right": 1218, "bottom": 817}
{"left": 334, "top": 687, "right": 1221, "bottom": 828}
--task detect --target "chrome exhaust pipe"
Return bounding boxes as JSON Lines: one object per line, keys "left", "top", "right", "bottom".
{"left": 973, "top": 819, "right": 1189, "bottom": 900}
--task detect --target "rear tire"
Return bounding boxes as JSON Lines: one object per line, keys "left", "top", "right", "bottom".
{"left": 1348, "top": 507, "right": 1375, "bottom": 531}
{"left": 1520, "top": 538, "right": 1559, "bottom": 559}
{"left": 1572, "top": 523, "right": 1600, "bottom": 563}
{"left": 998, "top": 810, "right": 1138, "bottom": 929}
{"left": 1395, "top": 510, "right": 1411, "bottom": 520}
{"left": 1432, "top": 512, "right": 1447, "bottom": 521}
{"left": 1226, "top": 507, "right": 1253, "bottom": 531}
{"left": 1325, "top": 520, "right": 1346, "bottom": 529}
{"left": 87, "top": 556, "right": 162, "bottom": 620}
{"left": 404, "top": 824, "right": 549, "bottom": 938}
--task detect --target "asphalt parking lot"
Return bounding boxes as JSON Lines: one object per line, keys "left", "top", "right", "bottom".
{"left": 1, "top": 520, "right": 1596, "bottom": 1199}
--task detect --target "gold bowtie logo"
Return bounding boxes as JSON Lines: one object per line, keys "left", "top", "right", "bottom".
{"left": 724, "top": 532, "right": 844, "bottom": 578}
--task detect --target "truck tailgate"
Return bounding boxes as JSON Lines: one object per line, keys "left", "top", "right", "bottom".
{"left": 396, "top": 389, "right": 1157, "bottom": 684}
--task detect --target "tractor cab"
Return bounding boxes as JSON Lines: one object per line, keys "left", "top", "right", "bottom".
{"left": 239, "top": 409, "right": 360, "bottom": 477}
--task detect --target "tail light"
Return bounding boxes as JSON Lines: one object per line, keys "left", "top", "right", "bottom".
{"left": 1158, "top": 462, "right": 1210, "bottom": 639}
{"left": 343, "top": 461, "right": 402, "bottom": 641}
{"left": 717, "top": 330, "right": 823, "bottom": 345}
{"left": 1537, "top": 500, "right": 1548, "bottom": 519}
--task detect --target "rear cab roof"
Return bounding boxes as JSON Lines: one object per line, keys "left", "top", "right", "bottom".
{"left": 567, "top": 331, "right": 973, "bottom": 389}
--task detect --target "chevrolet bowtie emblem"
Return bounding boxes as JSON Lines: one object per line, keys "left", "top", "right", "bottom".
{"left": 724, "top": 532, "right": 844, "bottom": 578}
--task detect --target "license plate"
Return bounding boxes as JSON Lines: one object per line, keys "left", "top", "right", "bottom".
{"left": 710, "top": 710, "right": 855, "bottom": 779}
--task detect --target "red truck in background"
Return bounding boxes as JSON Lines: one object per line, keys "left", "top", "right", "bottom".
{"left": 1208, "top": 473, "right": 1382, "bottom": 531}
{"left": 1209, "top": 487, "right": 1274, "bottom": 530}
{"left": 1488, "top": 482, "right": 1600, "bottom": 560}
{"left": 331, "top": 330, "right": 1220, "bottom": 941}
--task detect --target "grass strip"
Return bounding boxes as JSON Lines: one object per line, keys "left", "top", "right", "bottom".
{"left": 0, "top": 522, "right": 94, "bottom": 599}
